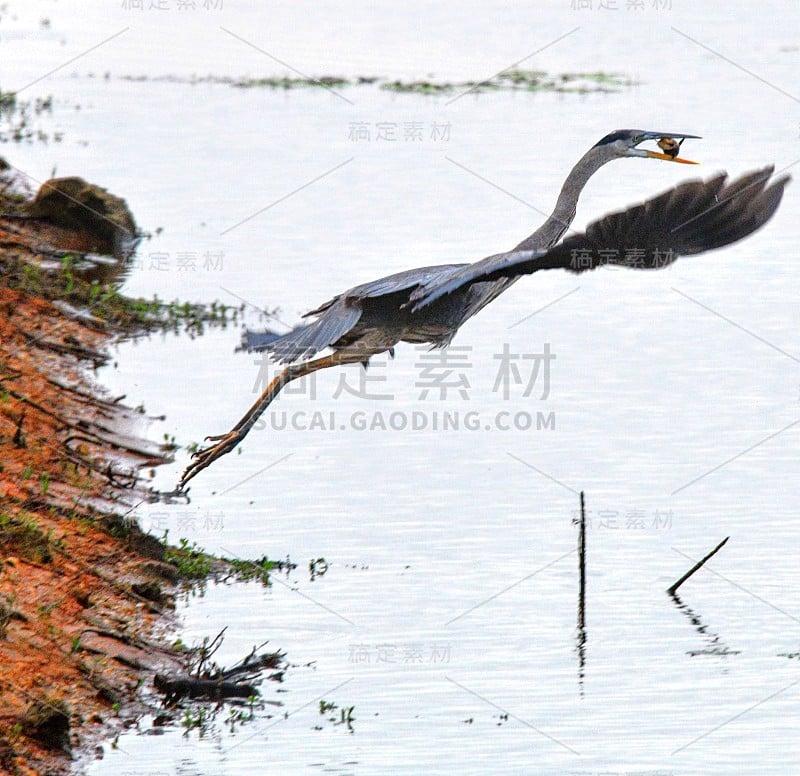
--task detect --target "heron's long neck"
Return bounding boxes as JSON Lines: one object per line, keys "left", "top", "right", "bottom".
{"left": 513, "top": 148, "right": 609, "bottom": 251}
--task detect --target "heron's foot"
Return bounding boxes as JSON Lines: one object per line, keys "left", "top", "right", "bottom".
{"left": 204, "top": 430, "right": 236, "bottom": 442}
{"left": 178, "top": 430, "right": 243, "bottom": 489}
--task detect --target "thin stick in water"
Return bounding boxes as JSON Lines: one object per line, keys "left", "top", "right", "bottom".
{"left": 578, "top": 491, "right": 586, "bottom": 629}
{"left": 667, "top": 536, "right": 729, "bottom": 596}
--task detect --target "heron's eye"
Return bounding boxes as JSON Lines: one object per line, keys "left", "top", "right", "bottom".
{"left": 632, "top": 134, "right": 645, "bottom": 144}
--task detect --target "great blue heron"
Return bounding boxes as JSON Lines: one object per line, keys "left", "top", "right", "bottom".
{"left": 179, "top": 129, "right": 788, "bottom": 487}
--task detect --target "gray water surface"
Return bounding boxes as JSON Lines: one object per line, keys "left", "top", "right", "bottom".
{"left": 3, "top": 2, "right": 799, "bottom": 774}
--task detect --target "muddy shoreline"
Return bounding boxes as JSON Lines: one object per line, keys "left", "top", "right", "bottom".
{"left": 0, "top": 170, "right": 209, "bottom": 774}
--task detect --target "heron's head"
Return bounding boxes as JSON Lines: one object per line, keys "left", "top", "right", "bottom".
{"left": 594, "top": 129, "right": 700, "bottom": 164}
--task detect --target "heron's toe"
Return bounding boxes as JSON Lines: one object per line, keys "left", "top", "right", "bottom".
{"left": 180, "top": 431, "right": 243, "bottom": 487}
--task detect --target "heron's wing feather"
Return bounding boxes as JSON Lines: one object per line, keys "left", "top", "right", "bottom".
{"left": 411, "top": 168, "right": 788, "bottom": 310}
{"left": 247, "top": 264, "right": 469, "bottom": 362}
{"left": 256, "top": 302, "right": 363, "bottom": 363}
{"left": 303, "top": 264, "right": 468, "bottom": 317}
{"left": 406, "top": 251, "right": 539, "bottom": 310}
{"left": 346, "top": 264, "right": 468, "bottom": 300}
{"left": 549, "top": 166, "right": 787, "bottom": 264}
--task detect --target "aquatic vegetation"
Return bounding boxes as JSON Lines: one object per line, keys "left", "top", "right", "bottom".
{"left": 0, "top": 91, "right": 63, "bottom": 144}
{"left": 381, "top": 69, "right": 636, "bottom": 94}
{"left": 164, "top": 537, "right": 214, "bottom": 580}
{"left": 160, "top": 533, "right": 296, "bottom": 587}
{"left": 316, "top": 699, "right": 355, "bottom": 733}
{"left": 3, "top": 251, "right": 245, "bottom": 337}
{"left": 223, "top": 555, "right": 295, "bottom": 586}
{"left": 112, "top": 69, "right": 637, "bottom": 95}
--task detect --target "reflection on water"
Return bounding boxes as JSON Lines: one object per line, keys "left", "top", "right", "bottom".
{"left": 575, "top": 492, "right": 588, "bottom": 694}
{"left": 670, "top": 592, "right": 741, "bottom": 658}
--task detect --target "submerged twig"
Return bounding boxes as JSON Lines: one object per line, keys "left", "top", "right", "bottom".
{"left": 154, "top": 627, "right": 283, "bottom": 704}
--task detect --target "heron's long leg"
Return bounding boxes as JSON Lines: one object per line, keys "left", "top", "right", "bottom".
{"left": 178, "top": 351, "right": 362, "bottom": 488}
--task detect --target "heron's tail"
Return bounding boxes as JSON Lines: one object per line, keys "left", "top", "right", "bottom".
{"left": 239, "top": 327, "right": 284, "bottom": 352}
{"left": 239, "top": 323, "right": 316, "bottom": 362}
{"left": 239, "top": 301, "right": 362, "bottom": 364}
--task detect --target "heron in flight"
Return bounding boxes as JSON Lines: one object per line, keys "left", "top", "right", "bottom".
{"left": 179, "top": 129, "right": 788, "bottom": 487}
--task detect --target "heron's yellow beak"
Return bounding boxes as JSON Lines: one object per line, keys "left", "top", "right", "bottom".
{"left": 646, "top": 150, "right": 698, "bottom": 165}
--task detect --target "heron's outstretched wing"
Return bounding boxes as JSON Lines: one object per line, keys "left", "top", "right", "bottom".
{"left": 304, "top": 263, "right": 467, "bottom": 316}
{"left": 243, "top": 263, "right": 468, "bottom": 362}
{"left": 411, "top": 167, "right": 789, "bottom": 311}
